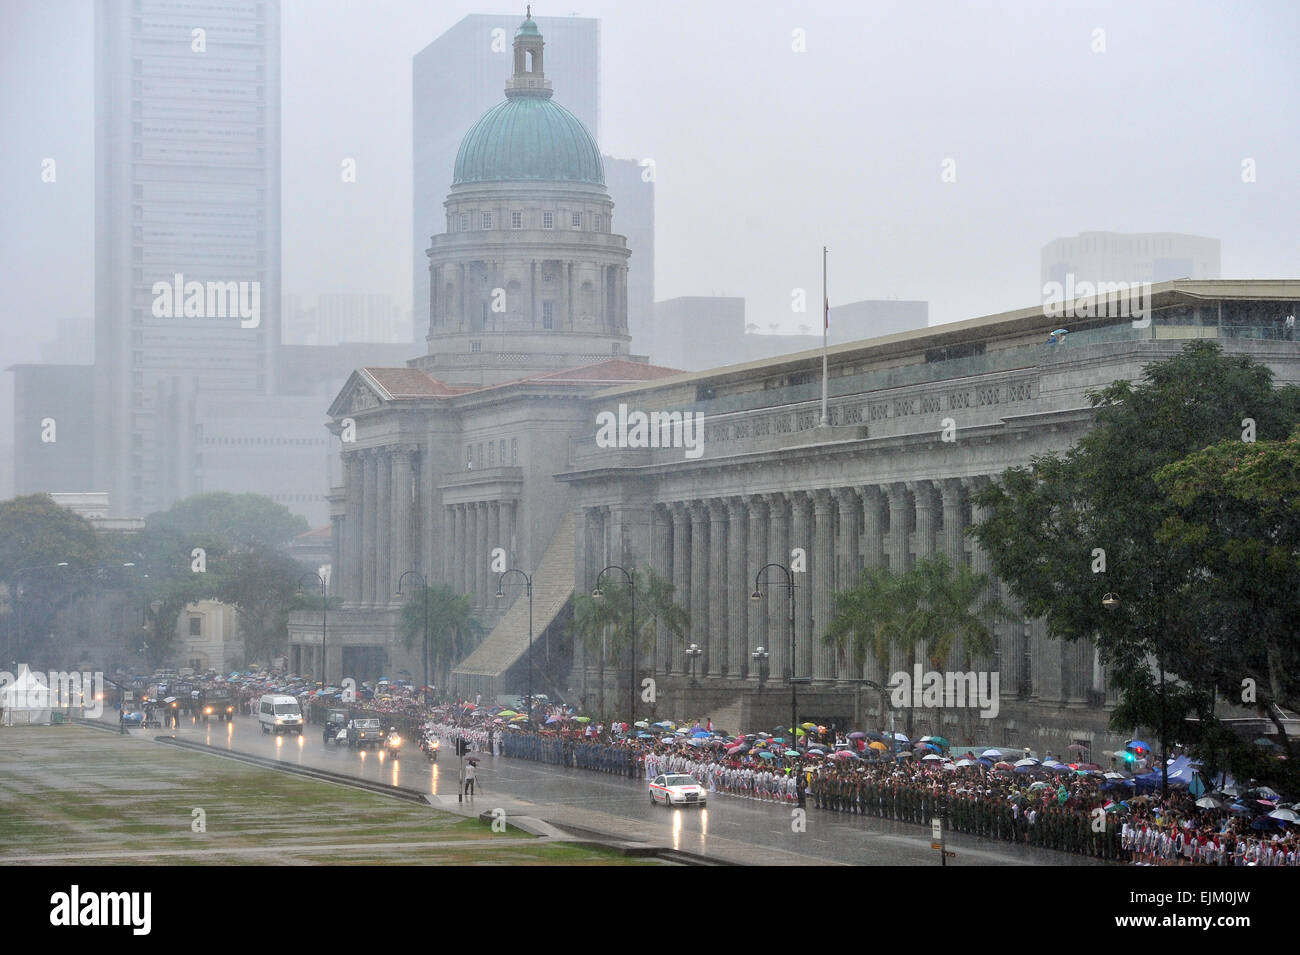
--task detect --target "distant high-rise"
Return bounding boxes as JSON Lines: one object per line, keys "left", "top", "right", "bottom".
{"left": 413, "top": 15, "right": 654, "bottom": 358}
{"left": 94, "top": 0, "right": 281, "bottom": 517}
{"left": 1041, "top": 231, "right": 1220, "bottom": 292}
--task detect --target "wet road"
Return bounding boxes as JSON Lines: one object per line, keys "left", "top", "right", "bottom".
{"left": 123, "top": 712, "right": 1106, "bottom": 866}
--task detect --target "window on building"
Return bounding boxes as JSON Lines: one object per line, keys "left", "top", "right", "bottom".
{"left": 459, "top": 213, "right": 469, "bottom": 231}
{"left": 543, "top": 211, "right": 553, "bottom": 229}
{"left": 499, "top": 439, "right": 506, "bottom": 463}
{"left": 542, "top": 301, "right": 553, "bottom": 329}
{"left": 482, "top": 211, "right": 493, "bottom": 229}
{"left": 189, "top": 616, "right": 201, "bottom": 636}
{"left": 466, "top": 445, "right": 473, "bottom": 468}
{"left": 470, "top": 340, "right": 482, "bottom": 353}
{"left": 511, "top": 438, "right": 518, "bottom": 464}
{"left": 612, "top": 342, "right": 621, "bottom": 354}
{"left": 595, "top": 215, "right": 603, "bottom": 232}
{"left": 511, "top": 211, "right": 522, "bottom": 229}
{"left": 571, "top": 212, "right": 581, "bottom": 229}
{"left": 488, "top": 442, "right": 496, "bottom": 467}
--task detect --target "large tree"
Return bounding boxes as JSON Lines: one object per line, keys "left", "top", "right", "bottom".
{"left": 1152, "top": 427, "right": 1300, "bottom": 788}
{"left": 0, "top": 494, "right": 101, "bottom": 667}
{"left": 969, "top": 342, "right": 1300, "bottom": 789}
{"left": 823, "top": 553, "right": 1009, "bottom": 736}
{"left": 397, "top": 583, "right": 483, "bottom": 690}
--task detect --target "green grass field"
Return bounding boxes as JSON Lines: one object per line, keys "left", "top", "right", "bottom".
{"left": 0, "top": 726, "right": 665, "bottom": 865}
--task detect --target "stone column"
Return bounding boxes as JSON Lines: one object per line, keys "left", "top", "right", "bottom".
{"left": 689, "top": 502, "right": 711, "bottom": 678}
{"left": 475, "top": 501, "right": 490, "bottom": 608}
{"left": 444, "top": 505, "right": 458, "bottom": 591}
{"left": 573, "top": 506, "right": 590, "bottom": 676}
{"left": 669, "top": 503, "right": 691, "bottom": 675}
{"left": 965, "top": 476, "right": 999, "bottom": 681}
{"left": 746, "top": 496, "right": 769, "bottom": 678}
{"left": 726, "top": 497, "right": 748, "bottom": 678}
{"left": 391, "top": 447, "right": 412, "bottom": 598}
{"left": 858, "top": 485, "right": 887, "bottom": 684}
{"left": 345, "top": 453, "right": 363, "bottom": 604}
{"left": 361, "top": 451, "right": 377, "bottom": 606}
{"left": 375, "top": 451, "right": 391, "bottom": 605}
{"left": 707, "top": 500, "right": 728, "bottom": 677}
{"left": 650, "top": 505, "right": 672, "bottom": 678}
{"left": 765, "top": 493, "right": 790, "bottom": 679}
{"left": 939, "top": 478, "right": 967, "bottom": 670}
{"left": 885, "top": 483, "right": 912, "bottom": 674}
{"left": 500, "top": 499, "right": 516, "bottom": 571}
{"left": 790, "top": 492, "right": 813, "bottom": 679}
{"left": 908, "top": 480, "right": 938, "bottom": 666}
{"left": 833, "top": 488, "right": 862, "bottom": 681}
{"left": 463, "top": 502, "right": 477, "bottom": 600}
{"left": 487, "top": 502, "right": 501, "bottom": 600}
{"left": 812, "top": 490, "right": 835, "bottom": 681}
{"left": 330, "top": 514, "right": 343, "bottom": 598}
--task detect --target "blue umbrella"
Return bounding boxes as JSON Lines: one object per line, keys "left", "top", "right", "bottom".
{"left": 758, "top": 750, "right": 775, "bottom": 760}
{"left": 637, "top": 732, "right": 654, "bottom": 739}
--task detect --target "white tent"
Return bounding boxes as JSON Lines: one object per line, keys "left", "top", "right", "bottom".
{"left": 1, "top": 665, "right": 53, "bottom": 726}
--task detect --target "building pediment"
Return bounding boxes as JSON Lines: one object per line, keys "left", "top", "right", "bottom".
{"left": 328, "top": 372, "right": 382, "bottom": 419}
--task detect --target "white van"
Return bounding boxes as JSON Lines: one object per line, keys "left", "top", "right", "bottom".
{"left": 258, "top": 694, "right": 304, "bottom": 735}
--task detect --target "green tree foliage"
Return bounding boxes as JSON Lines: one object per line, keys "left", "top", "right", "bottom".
{"left": 397, "top": 583, "right": 483, "bottom": 688}
{"left": 969, "top": 342, "right": 1300, "bottom": 787}
{"left": 1153, "top": 427, "right": 1300, "bottom": 787}
{"left": 0, "top": 494, "right": 101, "bottom": 665}
{"left": 823, "top": 553, "right": 1010, "bottom": 735}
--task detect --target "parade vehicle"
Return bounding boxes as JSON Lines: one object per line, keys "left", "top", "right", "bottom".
{"left": 258, "top": 694, "right": 304, "bottom": 735}
{"left": 384, "top": 727, "right": 403, "bottom": 758}
{"left": 322, "top": 708, "right": 350, "bottom": 745}
{"left": 340, "top": 717, "right": 387, "bottom": 749}
{"left": 201, "top": 692, "right": 235, "bottom": 723}
{"left": 649, "top": 774, "right": 708, "bottom": 807}
{"left": 420, "top": 730, "right": 439, "bottom": 762}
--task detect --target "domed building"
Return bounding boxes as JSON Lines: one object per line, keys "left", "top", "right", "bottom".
{"left": 290, "top": 13, "right": 675, "bottom": 688}
{"left": 415, "top": 13, "right": 635, "bottom": 388}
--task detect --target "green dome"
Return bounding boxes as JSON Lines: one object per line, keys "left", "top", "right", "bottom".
{"left": 516, "top": 17, "right": 540, "bottom": 38}
{"left": 453, "top": 95, "right": 605, "bottom": 187}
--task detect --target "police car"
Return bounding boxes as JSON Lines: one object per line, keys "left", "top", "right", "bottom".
{"left": 649, "top": 774, "right": 707, "bottom": 807}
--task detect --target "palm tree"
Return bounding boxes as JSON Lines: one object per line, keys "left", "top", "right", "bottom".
{"left": 823, "top": 554, "right": 1011, "bottom": 737}
{"left": 568, "top": 568, "right": 688, "bottom": 719}
{"left": 398, "top": 584, "right": 484, "bottom": 689}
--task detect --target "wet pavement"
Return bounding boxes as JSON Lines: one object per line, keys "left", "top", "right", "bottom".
{"left": 108, "top": 712, "right": 1108, "bottom": 866}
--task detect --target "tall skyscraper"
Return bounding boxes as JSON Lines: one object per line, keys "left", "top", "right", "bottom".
{"left": 1041, "top": 231, "right": 1221, "bottom": 292}
{"left": 94, "top": 0, "right": 281, "bottom": 517}
{"left": 413, "top": 15, "right": 655, "bottom": 360}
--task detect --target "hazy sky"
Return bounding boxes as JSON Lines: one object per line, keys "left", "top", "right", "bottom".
{"left": 3, "top": 0, "right": 1299, "bottom": 374}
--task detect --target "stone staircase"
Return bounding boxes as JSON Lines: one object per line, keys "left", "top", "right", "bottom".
{"left": 451, "top": 510, "right": 574, "bottom": 697}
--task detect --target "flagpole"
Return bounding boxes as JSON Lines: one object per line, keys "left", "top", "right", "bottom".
{"left": 819, "top": 245, "right": 829, "bottom": 427}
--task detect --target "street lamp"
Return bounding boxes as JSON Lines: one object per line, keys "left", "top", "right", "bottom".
{"left": 396, "top": 571, "right": 429, "bottom": 695}
{"left": 684, "top": 643, "right": 702, "bottom": 686}
{"left": 592, "top": 564, "right": 635, "bottom": 729}
{"left": 496, "top": 568, "right": 533, "bottom": 722}
{"left": 752, "top": 562, "right": 797, "bottom": 757}
{"left": 1103, "top": 591, "right": 1167, "bottom": 799}
{"left": 751, "top": 646, "right": 770, "bottom": 687}
{"left": 298, "top": 571, "right": 327, "bottom": 687}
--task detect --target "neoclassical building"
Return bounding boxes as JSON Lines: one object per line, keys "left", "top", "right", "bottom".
{"left": 290, "top": 15, "right": 1300, "bottom": 754}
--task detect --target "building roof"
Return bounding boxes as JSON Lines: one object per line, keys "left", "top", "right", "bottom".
{"left": 361, "top": 367, "right": 469, "bottom": 399}
{"left": 453, "top": 94, "right": 604, "bottom": 186}
{"left": 527, "top": 358, "right": 683, "bottom": 384}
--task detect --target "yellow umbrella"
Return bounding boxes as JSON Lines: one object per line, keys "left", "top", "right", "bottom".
{"left": 801, "top": 722, "right": 816, "bottom": 730}
{"left": 869, "top": 741, "right": 888, "bottom": 751}
{"left": 795, "top": 727, "right": 806, "bottom": 736}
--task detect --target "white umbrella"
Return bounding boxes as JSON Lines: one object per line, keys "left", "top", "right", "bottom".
{"left": 1014, "top": 758, "right": 1040, "bottom": 767}
{"left": 955, "top": 758, "right": 976, "bottom": 767}
{"left": 981, "top": 748, "right": 1002, "bottom": 758}
{"left": 1268, "top": 808, "right": 1300, "bottom": 823}
{"left": 922, "top": 753, "right": 945, "bottom": 761}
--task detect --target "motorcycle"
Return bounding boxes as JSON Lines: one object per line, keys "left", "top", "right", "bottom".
{"left": 384, "top": 726, "right": 403, "bottom": 759}
{"left": 420, "top": 730, "right": 439, "bottom": 762}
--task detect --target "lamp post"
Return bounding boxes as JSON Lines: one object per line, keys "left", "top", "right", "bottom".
{"left": 751, "top": 646, "right": 770, "bottom": 687}
{"left": 298, "top": 571, "right": 327, "bottom": 688}
{"left": 684, "top": 643, "right": 702, "bottom": 686}
{"left": 496, "top": 569, "right": 533, "bottom": 722}
{"left": 396, "top": 571, "right": 429, "bottom": 695}
{"left": 1103, "top": 591, "right": 1167, "bottom": 800}
{"left": 9, "top": 562, "right": 70, "bottom": 668}
{"left": 592, "top": 564, "right": 635, "bottom": 729}
{"left": 752, "top": 562, "right": 797, "bottom": 755}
